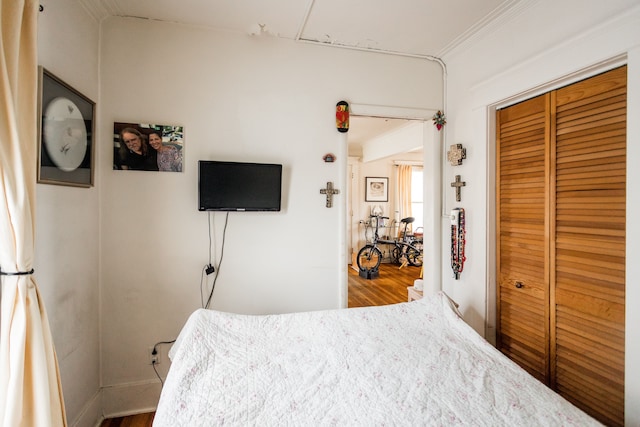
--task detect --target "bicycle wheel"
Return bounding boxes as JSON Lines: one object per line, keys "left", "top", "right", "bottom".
{"left": 391, "top": 245, "right": 403, "bottom": 264}
{"left": 406, "top": 245, "right": 423, "bottom": 267}
{"left": 357, "top": 245, "right": 382, "bottom": 271}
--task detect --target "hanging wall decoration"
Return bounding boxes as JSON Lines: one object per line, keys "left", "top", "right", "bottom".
{"left": 113, "top": 122, "right": 184, "bottom": 172}
{"left": 447, "top": 143, "right": 466, "bottom": 166}
{"left": 38, "top": 67, "right": 95, "bottom": 187}
{"left": 432, "top": 110, "right": 446, "bottom": 130}
{"left": 450, "top": 175, "right": 466, "bottom": 202}
{"left": 365, "top": 177, "right": 388, "bottom": 202}
{"left": 320, "top": 182, "right": 340, "bottom": 208}
{"left": 450, "top": 208, "right": 466, "bottom": 280}
{"left": 323, "top": 153, "right": 336, "bottom": 162}
{"left": 336, "top": 100, "right": 349, "bottom": 133}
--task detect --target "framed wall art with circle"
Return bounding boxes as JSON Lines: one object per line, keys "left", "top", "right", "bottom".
{"left": 365, "top": 176, "right": 388, "bottom": 202}
{"left": 37, "top": 66, "right": 95, "bottom": 187}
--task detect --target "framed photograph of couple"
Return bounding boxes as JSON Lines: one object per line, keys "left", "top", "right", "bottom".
{"left": 365, "top": 177, "right": 388, "bottom": 202}
{"left": 113, "top": 122, "right": 184, "bottom": 172}
{"left": 37, "top": 67, "right": 95, "bottom": 187}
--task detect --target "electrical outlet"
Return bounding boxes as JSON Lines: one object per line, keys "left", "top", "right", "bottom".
{"left": 148, "top": 346, "right": 160, "bottom": 365}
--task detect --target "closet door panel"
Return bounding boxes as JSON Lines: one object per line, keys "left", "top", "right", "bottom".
{"left": 497, "top": 66, "right": 626, "bottom": 426}
{"left": 553, "top": 66, "right": 626, "bottom": 426}
{"left": 496, "top": 94, "right": 550, "bottom": 383}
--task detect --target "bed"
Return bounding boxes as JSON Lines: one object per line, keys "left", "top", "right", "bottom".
{"left": 153, "top": 292, "right": 599, "bottom": 426}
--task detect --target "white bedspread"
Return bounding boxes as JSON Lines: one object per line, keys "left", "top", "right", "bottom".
{"left": 154, "top": 292, "right": 599, "bottom": 426}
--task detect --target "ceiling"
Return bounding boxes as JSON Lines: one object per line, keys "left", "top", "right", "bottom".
{"left": 348, "top": 116, "right": 416, "bottom": 150}
{"left": 81, "top": 0, "right": 516, "bottom": 59}
{"left": 78, "top": 0, "right": 519, "bottom": 153}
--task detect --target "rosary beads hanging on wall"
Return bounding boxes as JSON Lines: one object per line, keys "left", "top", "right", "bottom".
{"left": 451, "top": 207, "right": 466, "bottom": 280}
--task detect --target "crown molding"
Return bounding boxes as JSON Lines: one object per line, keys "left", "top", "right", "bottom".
{"left": 77, "top": 0, "right": 122, "bottom": 22}
{"left": 438, "top": 0, "right": 539, "bottom": 58}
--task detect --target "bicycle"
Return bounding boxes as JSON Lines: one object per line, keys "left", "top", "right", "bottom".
{"left": 356, "top": 215, "right": 423, "bottom": 272}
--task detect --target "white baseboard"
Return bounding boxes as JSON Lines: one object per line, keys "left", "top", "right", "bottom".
{"left": 68, "top": 390, "right": 102, "bottom": 427}
{"left": 101, "top": 379, "right": 162, "bottom": 419}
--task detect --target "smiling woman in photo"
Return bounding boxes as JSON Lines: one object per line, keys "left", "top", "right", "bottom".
{"left": 148, "top": 130, "right": 182, "bottom": 172}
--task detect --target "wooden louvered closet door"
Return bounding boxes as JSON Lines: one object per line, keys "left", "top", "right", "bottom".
{"left": 497, "top": 66, "right": 626, "bottom": 426}
{"left": 496, "top": 94, "right": 550, "bottom": 383}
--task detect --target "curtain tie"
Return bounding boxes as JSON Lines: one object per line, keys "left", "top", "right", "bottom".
{"left": 0, "top": 268, "right": 35, "bottom": 276}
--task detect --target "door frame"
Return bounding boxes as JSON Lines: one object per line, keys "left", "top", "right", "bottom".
{"left": 340, "top": 104, "right": 438, "bottom": 308}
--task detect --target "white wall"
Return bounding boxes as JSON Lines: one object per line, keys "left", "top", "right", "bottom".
{"left": 36, "top": 1, "right": 101, "bottom": 426}
{"left": 98, "top": 17, "right": 442, "bottom": 415}
{"left": 441, "top": 0, "right": 640, "bottom": 424}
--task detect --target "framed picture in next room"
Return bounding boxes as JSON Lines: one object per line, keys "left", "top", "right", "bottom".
{"left": 365, "top": 177, "right": 388, "bottom": 202}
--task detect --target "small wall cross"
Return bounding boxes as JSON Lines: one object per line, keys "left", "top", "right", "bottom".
{"left": 320, "top": 182, "right": 340, "bottom": 208}
{"left": 451, "top": 175, "right": 466, "bottom": 202}
{"left": 447, "top": 144, "right": 466, "bottom": 166}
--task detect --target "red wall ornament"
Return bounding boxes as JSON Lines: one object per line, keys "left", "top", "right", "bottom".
{"left": 323, "top": 153, "right": 336, "bottom": 162}
{"left": 432, "top": 110, "right": 446, "bottom": 130}
{"left": 336, "top": 101, "right": 349, "bottom": 133}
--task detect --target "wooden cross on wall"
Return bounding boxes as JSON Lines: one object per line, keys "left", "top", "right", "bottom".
{"left": 451, "top": 175, "right": 466, "bottom": 202}
{"left": 320, "top": 182, "right": 340, "bottom": 208}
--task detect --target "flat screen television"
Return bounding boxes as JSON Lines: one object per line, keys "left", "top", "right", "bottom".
{"left": 198, "top": 160, "right": 282, "bottom": 212}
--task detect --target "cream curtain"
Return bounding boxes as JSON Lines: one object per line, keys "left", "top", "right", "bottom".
{"left": 397, "top": 165, "right": 412, "bottom": 236}
{"left": 0, "top": 0, "right": 67, "bottom": 425}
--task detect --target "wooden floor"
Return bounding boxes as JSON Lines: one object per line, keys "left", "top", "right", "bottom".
{"left": 101, "top": 263, "right": 419, "bottom": 426}
{"left": 348, "top": 262, "right": 421, "bottom": 307}
{"left": 100, "top": 412, "right": 154, "bottom": 427}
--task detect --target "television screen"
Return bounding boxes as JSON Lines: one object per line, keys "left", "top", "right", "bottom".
{"left": 198, "top": 160, "right": 282, "bottom": 211}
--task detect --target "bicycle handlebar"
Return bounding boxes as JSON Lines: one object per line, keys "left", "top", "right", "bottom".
{"left": 369, "top": 215, "right": 389, "bottom": 220}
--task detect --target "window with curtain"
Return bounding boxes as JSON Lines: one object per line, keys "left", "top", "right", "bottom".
{"left": 411, "top": 167, "right": 423, "bottom": 232}
{"left": 396, "top": 164, "right": 423, "bottom": 234}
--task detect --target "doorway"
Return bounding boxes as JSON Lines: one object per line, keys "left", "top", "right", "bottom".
{"left": 346, "top": 114, "right": 426, "bottom": 305}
